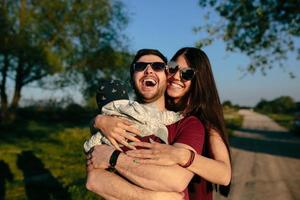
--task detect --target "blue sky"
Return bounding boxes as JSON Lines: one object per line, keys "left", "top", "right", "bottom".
{"left": 21, "top": 0, "right": 300, "bottom": 107}
{"left": 121, "top": 0, "right": 300, "bottom": 106}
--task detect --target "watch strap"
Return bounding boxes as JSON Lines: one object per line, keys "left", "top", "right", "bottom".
{"left": 109, "top": 150, "right": 121, "bottom": 168}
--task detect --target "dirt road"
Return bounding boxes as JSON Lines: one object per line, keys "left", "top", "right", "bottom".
{"left": 214, "top": 109, "right": 300, "bottom": 200}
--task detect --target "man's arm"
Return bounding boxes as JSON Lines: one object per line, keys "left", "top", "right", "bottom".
{"left": 91, "top": 143, "right": 197, "bottom": 193}
{"left": 91, "top": 116, "right": 205, "bottom": 192}
{"left": 86, "top": 168, "right": 184, "bottom": 200}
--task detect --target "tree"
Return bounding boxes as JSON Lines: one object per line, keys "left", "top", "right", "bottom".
{"left": 255, "top": 96, "right": 296, "bottom": 113}
{"left": 196, "top": 0, "right": 300, "bottom": 76}
{"left": 222, "top": 100, "right": 233, "bottom": 107}
{"left": 272, "top": 96, "right": 296, "bottom": 113}
{"left": 0, "top": 0, "right": 129, "bottom": 122}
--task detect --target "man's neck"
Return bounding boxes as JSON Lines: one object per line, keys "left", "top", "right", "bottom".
{"left": 144, "top": 96, "right": 166, "bottom": 111}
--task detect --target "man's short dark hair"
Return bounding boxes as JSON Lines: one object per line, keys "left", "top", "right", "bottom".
{"left": 129, "top": 49, "right": 168, "bottom": 78}
{"left": 129, "top": 49, "right": 168, "bottom": 103}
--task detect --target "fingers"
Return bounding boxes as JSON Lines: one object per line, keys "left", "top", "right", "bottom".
{"left": 118, "top": 138, "right": 136, "bottom": 150}
{"left": 124, "top": 126, "right": 141, "bottom": 136}
{"left": 118, "top": 122, "right": 141, "bottom": 136}
{"left": 121, "top": 132, "right": 140, "bottom": 142}
{"left": 86, "top": 162, "right": 94, "bottom": 172}
{"left": 119, "top": 118, "right": 133, "bottom": 126}
{"left": 131, "top": 142, "right": 154, "bottom": 149}
{"left": 112, "top": 127, "right": 140, "bottom": 142}
{"left": 108, "top": 137, "right": 123, "bottom": 152}
{"left": 87, "top": 159, "right": 93, "bottom": 166}
{"left": 86, "top": 153, "right": 92, "bottom": 160}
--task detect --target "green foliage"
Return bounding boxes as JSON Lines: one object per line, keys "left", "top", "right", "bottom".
{"left": 266, "top": 113, "right": 294, "bottom": 130}
{"left": 223, "top": 107, "right": 243, "bottom": 136}
{"left": 0, "top": 119, "right": 102, "bottom": 200}
{"left": 222, "top": 100, "right": 233, "bottom": 108}
{"left": 222, "top": 100, "right": 240, "bottom": 112}
{"left": 0, "top": 0, "right": 130, "bottom": 112}
{"left": 223, "top": 107, "right": 243, "bottom": 131}
{"left": 255, "top": 96, "right": 297, "bottom": 114}
{"left": 197, "top": 0, "right": 300, "bottom": 75}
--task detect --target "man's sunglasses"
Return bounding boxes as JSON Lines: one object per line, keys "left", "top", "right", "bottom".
{"left": 133, "top": 62, "right": 166, "bottom": 72}
{"left": 167, "top": 61, "right": 196, "bottom": 81}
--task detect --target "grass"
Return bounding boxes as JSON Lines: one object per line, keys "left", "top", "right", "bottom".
{"left": 264, "top": 113, "right": 294, "bottom": 130}
{"left": 0, "top": 107, "right": 243, "bottom": 199}
{"left": 223, "top": 107, "right": 243, "bottom": 136}
{"left": 0, "top": 119, "right": 100, "bottom": 200}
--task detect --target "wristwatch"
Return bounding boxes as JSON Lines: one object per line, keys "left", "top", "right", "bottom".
{"left": 109, "top": 150, "right": 121, "bottom": 168}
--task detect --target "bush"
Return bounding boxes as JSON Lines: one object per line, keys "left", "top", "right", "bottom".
{"left": 17, "top": 103, "right": 98, "bottom": 124}
{"left": 255, "top": 96, "right": 297, "bottom": 114}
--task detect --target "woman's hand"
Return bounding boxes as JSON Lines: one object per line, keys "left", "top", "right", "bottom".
{"left": 94, "top": 115, "right": 141, "bottom": 151}
{"left": 126, "top": 142, "right": 191, "bottom": 166}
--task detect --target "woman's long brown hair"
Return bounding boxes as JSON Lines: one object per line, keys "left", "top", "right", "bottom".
{"left": 166, "top": 47, "right": 231, "bottom": 196}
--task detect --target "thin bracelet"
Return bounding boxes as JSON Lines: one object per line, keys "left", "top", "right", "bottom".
{"left": 179, "top": 149, "right": 195, "bottom": 168}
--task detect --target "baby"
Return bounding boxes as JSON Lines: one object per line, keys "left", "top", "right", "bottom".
{"left": 84, "top": 79, "right": 182, "bottom": 153}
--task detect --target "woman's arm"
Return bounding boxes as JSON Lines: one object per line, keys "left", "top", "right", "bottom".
{"left": 183, "top": 129, "right": 231, "bottom": 185}
{"left": 127, "top": 129, "right": 231, "bottom": 186}
{"left": 90, "top": 117, "right": 206, "bottom": 192}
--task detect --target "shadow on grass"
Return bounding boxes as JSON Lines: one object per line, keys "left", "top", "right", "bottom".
{"left": 230, "top": 128, "right": 300, "bottom": 159}
{"left": 0, "top": 160, "right": 13, "bottom": 200}
{"left": 17, "top": 151, "right": 71, "bottom": 200}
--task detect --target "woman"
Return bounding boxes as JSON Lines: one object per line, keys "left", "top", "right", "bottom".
{"left": 94, "top": 47, "right": 231, "bottom": 199}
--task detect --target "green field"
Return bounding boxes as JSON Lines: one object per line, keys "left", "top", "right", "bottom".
{"left": 0, "top": 108, "right": 242, "bottom": 200}
{"left": 265, "top": 113, "right": 294, "bottom": 130}
{"left": 223, "top": 107, "right": 243, "bottom": 136}
{"left": 0, "top": 120, "right": 99, "bottom": 200}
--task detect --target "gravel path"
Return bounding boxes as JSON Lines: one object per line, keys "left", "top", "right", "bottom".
{"left": 214, "top": 109, "right": 300, "bottom": 200}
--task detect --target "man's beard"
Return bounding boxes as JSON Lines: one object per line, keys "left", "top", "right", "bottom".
{"left": 134, "top": 84, "right": 166, "bottom": 104}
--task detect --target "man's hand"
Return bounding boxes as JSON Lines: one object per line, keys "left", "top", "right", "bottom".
{"left": 94, "top": 115, "right": 141, "bottom": 151}
{"left": 87, "top": 145, "right": 115, "bottom": 169}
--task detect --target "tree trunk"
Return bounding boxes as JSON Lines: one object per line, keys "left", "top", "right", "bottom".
{"left": 10, "top": 58, "right": 24, "bottom": 111}
{"left": 0, "top": 53, "right": 9, "bottom": 121}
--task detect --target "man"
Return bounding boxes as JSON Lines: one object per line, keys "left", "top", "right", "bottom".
{"left": 86, "top": 49, "right": 204, "bottom": 200}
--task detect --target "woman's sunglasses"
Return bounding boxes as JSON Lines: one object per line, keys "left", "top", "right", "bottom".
{"left": 167, "top": 61, "right": 196, "bottom": 81}
{"left": 133, "top": 62, "right": 166, "bottom": 72}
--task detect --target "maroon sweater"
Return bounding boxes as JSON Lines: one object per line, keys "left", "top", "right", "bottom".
{"left": 167, "top": 116, "right": 212, "bottom": 200}
{"left": 122, "top": 116, "right": 212, "bottom": 200}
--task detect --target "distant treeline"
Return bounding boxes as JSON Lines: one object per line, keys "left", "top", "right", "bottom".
{"left": 222, "top": 96, "right": 300, "bottom": 114}
{"left": 255, "top": 96, "right": 299, "bottom": 114}
{"left": 7, "top": 95, "right": 299, "bottom": 124}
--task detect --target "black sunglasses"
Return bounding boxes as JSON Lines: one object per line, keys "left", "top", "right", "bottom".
{"left": 167, "top": 61, "right": 196, "bottom": 81}
{"left": 133, "top": 62, "right": 166, "bottom": 72}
